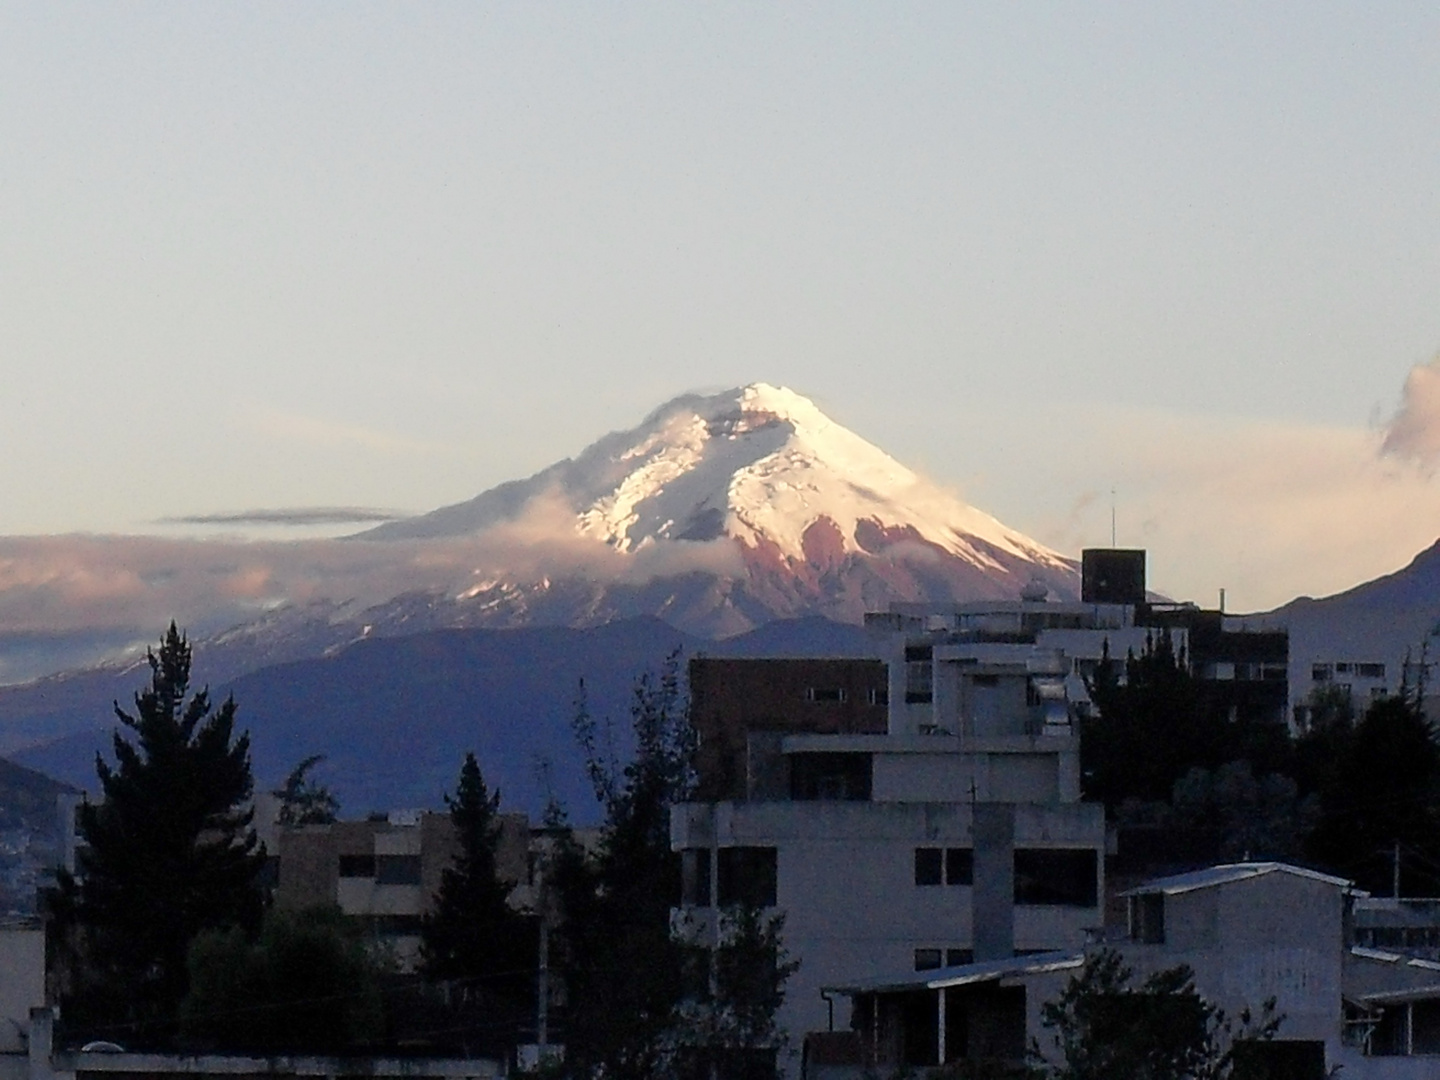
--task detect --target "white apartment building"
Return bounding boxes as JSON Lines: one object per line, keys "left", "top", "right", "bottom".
{"left": 670, "top": 627, "right": 1108, "bottom": 1074}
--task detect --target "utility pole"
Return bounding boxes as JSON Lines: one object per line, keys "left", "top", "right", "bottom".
{"left": 535, "top": 839, "right": 552, "bottom": 1059}
{"left": 1394, "top": 841, "right": 1402, "bottom": 899}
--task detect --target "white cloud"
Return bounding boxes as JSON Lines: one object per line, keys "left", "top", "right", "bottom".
{"left": 1381, "top": 354, "right": 1440, "bottom": 465}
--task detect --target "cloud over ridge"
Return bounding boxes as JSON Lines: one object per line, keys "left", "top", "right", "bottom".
{"left": 1381, "top": 354, "right": 1440, "bottom": 465}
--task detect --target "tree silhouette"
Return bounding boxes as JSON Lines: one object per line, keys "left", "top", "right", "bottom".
{"left": 421, "top": 752, "right": 536, "bottom": 1056}
{"left": 54, "top": 623, "right": 266, "bottom": 1044}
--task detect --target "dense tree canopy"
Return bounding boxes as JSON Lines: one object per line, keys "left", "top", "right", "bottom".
{"left": 181, "top": 905, "right": 384, "bottom": 1053}
{"left": 1038, "top": 949, "right": 1281, "bottom": 1080}
{"left": 53, "top": 623, "right": 267, "bottom": 1043}
{"left": 1086, "top": 630, "right": 1440, "bottom": 895}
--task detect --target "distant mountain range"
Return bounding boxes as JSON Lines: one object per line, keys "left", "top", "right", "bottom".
{"left": 7, "top": 617, "right": 877, "bottom": 820}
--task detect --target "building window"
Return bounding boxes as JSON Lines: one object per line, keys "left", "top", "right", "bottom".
{"left": 806, "top": 687, "right": 847, "bottom": 704}
{"left": 681, "top": 848, "right": 712, "bottom": 906}
{"left": 913, "top": 949, "right": 943, "bottom": 971}
{"left": 338, "top": 854, "right": 376, "bottom": 878}
{"left": 914, "top": 848, "right": 943, "bottom": 886}
{"left": 717, "top": 847, "right": 777, "bottom": 907}
{"left": 790, "top": 752, "right": 872, "bottom": 801}
{"left": 868, "top": 687, "right": 889, "bottom": 707}
{"left": 1312, "top": 664, "right": 1332, "bottom": 682}
{"left": 945, "top": 848, "right": 973, "bottom": 886}
{"left": 376, "top": 854, "right": 422, "bottom": 885}
{"left": 1130, "top": 893, "right": 1165, "bottom": 944}
{"left": 905, "top": 645, "right": 933, "bottom": 704}
{"left": 365, "top": 914, "right": 424, "bottom": 937}
{"left": 1358, "top": 663, "right": 1386, "bottom": 679}
{"left": 946, "top": 948, "right": 973, "bottom": 967}
{"left": 1014, "top": 849, "right": 1098, "bottom": 907}
{"left": 915, "top": 847, "right": 971, "bottom": 886}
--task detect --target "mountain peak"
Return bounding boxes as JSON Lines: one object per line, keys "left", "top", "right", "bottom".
{"left": 360, "top": 382, "right": 1070, "bottom": 587}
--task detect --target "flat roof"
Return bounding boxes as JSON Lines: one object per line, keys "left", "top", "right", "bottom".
{"left": 1119, "top": 862, "right": 1355, "bottom": 898}
{"left": 824, "top": 949, "right": 1083, "bottom": 997}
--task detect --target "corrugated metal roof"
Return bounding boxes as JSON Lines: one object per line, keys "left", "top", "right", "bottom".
{"left": 1118, "top": 861, "right": 1354, "bottom": 898}
{"left": 823, "top": 949, "right": 1083, "bottom": 996}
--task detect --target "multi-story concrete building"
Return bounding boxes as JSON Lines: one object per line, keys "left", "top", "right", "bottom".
{"left": 688, "top": 658, "right": 889, "bottom": 802}
{"left": 271, "top": 809, "right": 532, "bottom": 969}
{"left": 672, "top": 630, "right": 1108, "bottom": 1073}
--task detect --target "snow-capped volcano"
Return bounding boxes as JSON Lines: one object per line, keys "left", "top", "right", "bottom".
{"left": 357, "top": 384, "right": 1076, "bottom": 631}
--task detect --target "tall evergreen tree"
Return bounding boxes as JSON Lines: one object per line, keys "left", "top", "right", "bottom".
{"left": 554, "top": 653, "right": 697, "bottom": 1080}
{"left": 53, "top": 623, "right": 266, "bottom": 1043}
{"left": 421, "top": 752, "right": 536, "bottom": 1055}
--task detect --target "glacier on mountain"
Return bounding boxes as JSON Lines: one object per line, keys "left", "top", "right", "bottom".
{"left": 358, "top": 383, "right": 1071, "bottom": 583}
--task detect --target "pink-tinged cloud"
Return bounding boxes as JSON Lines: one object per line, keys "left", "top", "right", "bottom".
{"left": 0, "top": 492, "right": 745, "bottom": 639}
{"left": 1382, "top": 355, "right": 1440, "bottom": 464}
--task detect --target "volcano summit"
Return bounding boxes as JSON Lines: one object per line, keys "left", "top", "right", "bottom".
{"left": 352, "top": 383, "right": 1078, "bottom": 635}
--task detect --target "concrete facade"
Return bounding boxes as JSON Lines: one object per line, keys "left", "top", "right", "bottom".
{"left": 673, "top": 626, "right": 1109, "bottom": 1074}
{"left": 0, "top": 925, "right": 44, "bottom": 1080}
{"left": 827, "top": 863, "right": 1440, "bottom": 1079}
{"left": 688, "top": 658, "right": 889, "bottom": 802}
{"left": 272, "top": 810, "right": 531, "bottom": 969}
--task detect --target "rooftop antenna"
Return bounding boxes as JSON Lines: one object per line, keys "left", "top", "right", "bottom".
{"left": 1110, "top": 487, "right": 1117, "bottom": 548}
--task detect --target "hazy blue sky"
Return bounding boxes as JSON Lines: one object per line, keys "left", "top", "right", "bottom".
{"left": 3, "top": 3, "right": 1439, "bottom": 611}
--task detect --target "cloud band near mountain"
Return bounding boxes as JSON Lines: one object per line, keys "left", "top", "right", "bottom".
{"left": 160, "top": 507, "right": 405, "bottom": 527}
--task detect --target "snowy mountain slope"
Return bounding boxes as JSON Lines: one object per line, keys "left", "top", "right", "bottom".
{"left": 359, "top": 383, "right": 1074, "bottom": 593}
{"left": 0, "top": 384, "right": 1079, "bottom": 688}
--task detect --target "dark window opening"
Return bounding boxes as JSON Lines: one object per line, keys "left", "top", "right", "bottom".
{"left": 945, "top": 848, "right": 973, "bottom": 886}
{"left": 1231, "top": 1040, "right": 1326, "bottom": 1076}
{"left": 973, "top": 674, "right": 999, "bottom": 688}
{"left": 914, "top": 848, "right": 943, "bottom": 886}
{"left": 682, "top": 848, "right": 712, "bottom": 906}
{"left": 806, "top": 687, "right": 847, "bottom": 704}
{"left": 869, "top": 688, "right": 889, "bottom": 706}
{"left": 1130, "top": 893, "right": 1165, "bottom": 944}
{"left": 364, "top": 914, "right": 424, "bottom": 937}
{"left": 790, "top": 752, "right": 872, "bottom": 801}
{"left": 914, "top": 949, "right": 942, "bottom": 971}
{"left": 946, "top": 948, "right": 973, "bottom": 967}
{"left": 1014, "top": 849, "right": 1097, "bottom": 907}
{"left": 905, "top": 647, "right": 933, "bottom": 705}
{"left": 338, "top": 854, "right": 376, "bottom": 878}
{"left": 376, "top": 854, "right": 422, "bottom": 885}
{"left": 717, "top": 847, "right": 777, "bottom": 907}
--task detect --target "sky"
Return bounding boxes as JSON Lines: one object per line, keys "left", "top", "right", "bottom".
{"left": 2, "top": 3, "right": 1440, "bottom": 616}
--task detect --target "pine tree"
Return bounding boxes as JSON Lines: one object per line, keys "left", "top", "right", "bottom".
{"left": 421, "top": 752, "right": 536, "bottom": 1055}
{"left": 54, "top": 623, "right": 266, "bottom": 1043}
{"left": 555, "top": 652, "right": 697, "bottom": 1080}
